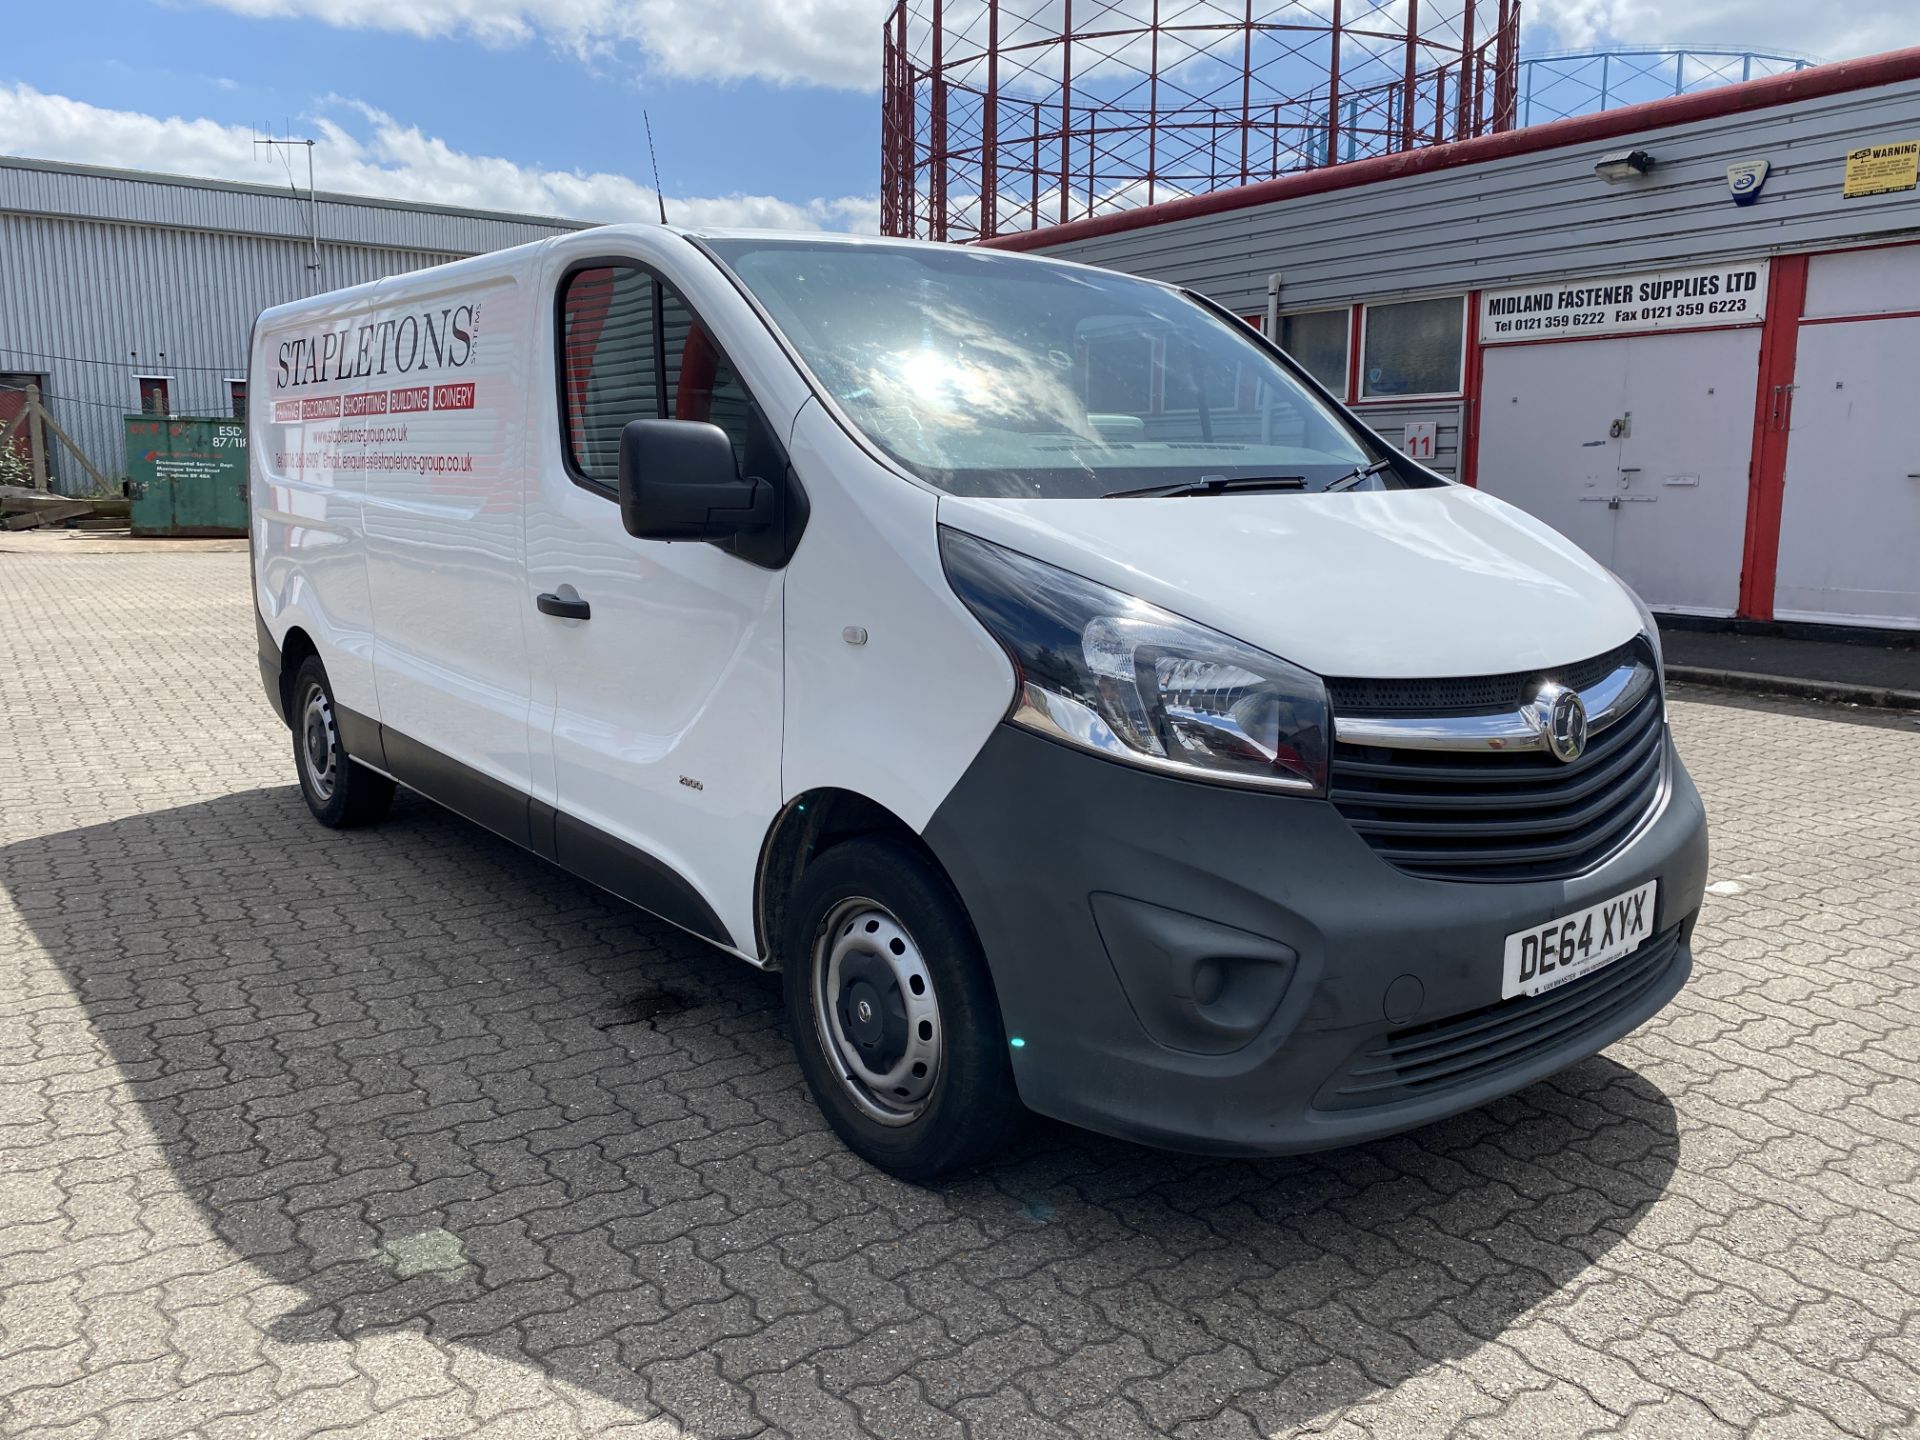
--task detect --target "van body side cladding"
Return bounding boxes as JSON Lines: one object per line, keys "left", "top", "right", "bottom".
{"left": 381, "top": 728, "right": 532, "bottom": 851}
{"left": 551, "top": 813, "right": 730, "bottom": 946}
{"left": 256, "top": 615, "right": 286, "bottom": 725}
{"left": 921, "top": 722, "right": 1709, "bottom": 1157}
{"left": 279, "top": 665, "right": 734, "bottom": 949}
{"left": 332, "top": 706, "right": 387, "bottom": 774}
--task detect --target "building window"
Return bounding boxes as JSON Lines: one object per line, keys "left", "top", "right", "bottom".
{"left": 228, "top": 380, "right": 248, "bottom": 420}
{"left": 137, "top": 376, "right": 172, "bottom": 415}
{"left": 1360, "top": 296, "right": 1465, "bottom": 399}
{"left": 1277, "top": 309, "right": 1351, "bottom": 396}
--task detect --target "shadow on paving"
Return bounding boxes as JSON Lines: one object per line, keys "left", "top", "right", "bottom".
{"left": 1, "top": 786, "right": 1680, "bottom": 1437}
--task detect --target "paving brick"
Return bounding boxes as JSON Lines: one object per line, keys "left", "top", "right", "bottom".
{"left": 2, "top": 551, "right": 1919, "bottom": 1438}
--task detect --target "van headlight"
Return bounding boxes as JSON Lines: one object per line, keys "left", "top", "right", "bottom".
{"left": 940, "top": 528, "right": 1330, "bottom": 795}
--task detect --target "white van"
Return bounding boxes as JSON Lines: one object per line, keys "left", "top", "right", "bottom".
{"left": 250, "top": 226, "right": 1707, "bottom": 1177}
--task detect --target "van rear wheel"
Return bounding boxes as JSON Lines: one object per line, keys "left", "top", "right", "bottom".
{"left": 291, "top": 657, "right": 395, "bottom": 829}
{"left": 784, "top": 837, "right": 1023, "bottom": 1179}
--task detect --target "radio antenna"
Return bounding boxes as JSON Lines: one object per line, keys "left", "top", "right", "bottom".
{"left": 644, "top": 110, "right": 668, "bottom": 226}
{"left": 254, "top": 125, "right": 321, "bottom": 283}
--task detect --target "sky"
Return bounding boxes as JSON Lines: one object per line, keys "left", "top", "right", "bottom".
{"left": 2, "top": 0, "right": 1915, "bottom": 232}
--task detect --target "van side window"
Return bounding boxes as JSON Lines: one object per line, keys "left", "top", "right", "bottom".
{"left": 559, "top": 266, "right": 780, "bottom": 489}
{"left": 660, "top": 282, "right": 781, "bottom": 482}
{"left": 561, "top": 265, "right": 660, "bottom": 484}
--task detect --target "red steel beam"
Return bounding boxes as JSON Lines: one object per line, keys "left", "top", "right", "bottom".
{"left": 1059, "top": 1, "right": 1072, "bottom": 225}
{"left": 931, "top": 0, "right": 947, "bottom": 241}
{"left": 1739, "top": 254, "right": 1809, "bottom": 619}
{"left": 983, "top": 0, "right": 1000, "bottom": 238}
{"left": 1325, "top": 0, "right": 1343, "bottom": 166}
{"left": 1401, "top": 0, "right": 1419, "bottom": 149}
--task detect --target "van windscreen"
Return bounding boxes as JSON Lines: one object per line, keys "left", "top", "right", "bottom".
{"left": 704, "top": 238, "right": 1411, "bottom": 501}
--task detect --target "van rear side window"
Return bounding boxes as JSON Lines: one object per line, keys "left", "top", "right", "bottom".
{"left": 560, "top": 263, "right": 778, "bottom": 489}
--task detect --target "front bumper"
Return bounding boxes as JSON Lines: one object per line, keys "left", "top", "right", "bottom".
{"left": 923, "top": 722, "right": 1707, "bottom": 1156}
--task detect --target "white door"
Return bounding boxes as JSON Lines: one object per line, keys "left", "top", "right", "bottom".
{"left": 1477, "top": 339, "right": 1625, "bottom": 572}
{"left": 1477, "top": 331, "right": 1757, "bottom": 615}
{"left": 524, "top": 258, "right": 786, "bottom": 954}
{"left": 1773, "top": 316, "right": 1920, "bottom": 628}
{"left": 1609, "top": 329, "right": 1759, "bottom": 617}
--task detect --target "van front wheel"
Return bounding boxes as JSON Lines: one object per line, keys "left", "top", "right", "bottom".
{"left": 784, "top": 837, "right": 1022, "bottom": 1179}
{"left": 291, "top": 657, "right": 395, "bottom": 829}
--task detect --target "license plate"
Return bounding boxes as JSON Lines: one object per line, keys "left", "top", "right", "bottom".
{"left": 1501, "top": 880, "right": 1657, "bottom": 999}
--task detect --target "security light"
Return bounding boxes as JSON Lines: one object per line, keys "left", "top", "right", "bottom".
{"left": 1595, "top": 149, "right": 1656, "bottom": 182}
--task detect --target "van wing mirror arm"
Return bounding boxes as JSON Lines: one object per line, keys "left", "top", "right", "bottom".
{"left": 710, "top": 475, "right": 776, "bottom": 534}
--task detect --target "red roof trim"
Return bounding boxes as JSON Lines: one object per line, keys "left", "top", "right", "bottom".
{"left": 983, "top": 46, "right": 1920, "bottom": 252}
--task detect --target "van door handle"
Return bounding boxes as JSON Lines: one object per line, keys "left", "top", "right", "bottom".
{"left": 536, "top": 592, "right": 591, "bottom": 621}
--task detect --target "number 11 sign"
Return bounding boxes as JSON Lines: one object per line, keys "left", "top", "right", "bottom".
{"left": 1402, "top": 421, "right": 1438, "bottom": 463}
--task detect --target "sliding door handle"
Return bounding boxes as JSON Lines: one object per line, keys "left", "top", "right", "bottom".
{"left": 536, "top": 592, "right": 591, "bottom": 621}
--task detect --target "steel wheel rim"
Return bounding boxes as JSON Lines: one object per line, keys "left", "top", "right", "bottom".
{"left": 300, "top": 685, "right": 339, "bottom": 803}
{"left": 811, "top": 897, "right": 942, "bottom": 1127}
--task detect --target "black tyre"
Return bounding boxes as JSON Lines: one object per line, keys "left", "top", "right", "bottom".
{"left": 290, "top": 656, "right": 395, "bottom": 829}
{"left": 783, "top": 836, "right": 1024, "bottom": 1179}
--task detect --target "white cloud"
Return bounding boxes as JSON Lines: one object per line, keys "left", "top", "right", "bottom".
{"left": 0, "top": 84, "right": 880, "bottom": 231}
{"left": 182, "top": 0, "right": 1920, "bottom": 98}
{"left": 1526, "top": 0, "right": 1917, "bottom": 63}
{"left": 188, "top": 0, "right": 884, "bottom": 90}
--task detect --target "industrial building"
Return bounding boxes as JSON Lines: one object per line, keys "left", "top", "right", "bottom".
{"left": 0, "top": 157, "right": 586, "bottom": 494}
{"left": 970, "top": 43, "right": 1920, "bottom": 632}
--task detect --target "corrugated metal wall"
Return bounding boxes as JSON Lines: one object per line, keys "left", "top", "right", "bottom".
{"left": 1027, "top": 77, "right": 1920, "bottom": 315}
{"left": 0, "top": 159, "right": 587, "bottom": 494}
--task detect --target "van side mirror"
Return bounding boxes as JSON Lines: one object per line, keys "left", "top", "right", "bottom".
{"left": 617, "top": 419, "right": 774, "bottom": 542}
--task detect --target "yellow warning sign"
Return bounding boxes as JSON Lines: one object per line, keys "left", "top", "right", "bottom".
{"left": 1842, "top": 139, "right": 1919, "bottom": 199}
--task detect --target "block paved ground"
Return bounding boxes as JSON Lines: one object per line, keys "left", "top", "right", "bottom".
{"left": 1, "top": 548, "right": 1916, "bottom": 1440}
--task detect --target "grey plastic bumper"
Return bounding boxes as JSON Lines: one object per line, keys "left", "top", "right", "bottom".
{"left": 923, "top": 722, "right": 1708, "bottom": 1156}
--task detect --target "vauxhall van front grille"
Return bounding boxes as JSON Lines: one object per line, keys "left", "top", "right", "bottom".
{"left": 1325, "top": 641, "right": 1637, "bottom": 717}
{"left": 1326, "top": 643, "right": 1666, "bottom": 883}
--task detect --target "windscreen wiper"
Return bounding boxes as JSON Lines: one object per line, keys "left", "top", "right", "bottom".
{"left": 1322, "top": 457, "right": 1396, "bottom": 493}
{"left": 1104, "top": 474, "right": 1307, "bottom": 500}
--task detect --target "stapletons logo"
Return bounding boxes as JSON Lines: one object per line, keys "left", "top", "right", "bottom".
{"left": 275, "top": 301, "right": 480, "bottom": 391}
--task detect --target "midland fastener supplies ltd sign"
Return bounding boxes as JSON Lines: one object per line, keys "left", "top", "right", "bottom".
{"left": 1479, "top": 260, "right": 1768, "bottom": 345}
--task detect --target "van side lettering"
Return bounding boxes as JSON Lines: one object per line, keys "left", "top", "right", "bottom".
{"left": 271, "top": 302, "right": 481, "bottom": 390}
{"left": 423, "top": 308, "right": 449, "bottom": 370}
{"left": 393, "top": 315, "right": 420, "bottom": 374}
{"left": 450, "top": 304, "right": 474, "bottom": 364}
